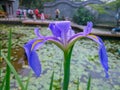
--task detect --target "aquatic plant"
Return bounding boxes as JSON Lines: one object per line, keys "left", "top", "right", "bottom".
{"left": 24, "top": 21, "right": 109, "bottom": 90}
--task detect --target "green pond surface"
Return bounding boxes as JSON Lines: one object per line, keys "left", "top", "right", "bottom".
{"left": 0, "top": 24, "right": 120, "bottom": 90}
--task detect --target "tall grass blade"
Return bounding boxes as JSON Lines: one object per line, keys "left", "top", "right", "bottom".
{"left": 5, "top": 29, "right": 12, "bottom": 90}
{"left": 77, "top": 77, "right": 80, "bottom": 90}
{"left": 49, "top": 71, "right": 54, "bottom": 90}
{"left": 0, "top": 41, "right": 1, "bottom": 79}
{"left": 0, "top": 41, "right": 1, "bottom": 62}
{"left": 87, "top": 75, "right": 91, "bottom": 90}
{"left": 1, "top": 52, "right": 25, "bottom": 90}
{"left": 0, "top": 75, "right": 6, "bottom": 90}
{"left": 0, "top": 41, "right": 4, "bottom": 90}
{"left": 1, "top": 30, "right": 25, "bottom": 90}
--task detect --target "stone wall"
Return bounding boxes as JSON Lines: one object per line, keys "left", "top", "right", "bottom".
{"left": 13, "top": 0, "right": 19, "bottom": 16}
{"left": 44, "top": 0, "right": 103, "bottom": 19}
{"left": 44, "top": 0, "right": 119, "bottom": 25}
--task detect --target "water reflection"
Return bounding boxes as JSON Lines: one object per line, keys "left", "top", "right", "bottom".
{"left": 0, "top": 45, "right": 28, "bottom": 72}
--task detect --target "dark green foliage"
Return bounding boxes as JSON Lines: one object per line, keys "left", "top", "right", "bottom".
{"left": 19, "top": 0, "right": 55, "bottom": 12}
{"left": 107, "top": 0, "right": 120, "bottom": 12}
{"left": 20, "top": 0, "right": 44, "bottom": 12}
{"left": 73, "top": 6, "right": 95, "bottom": 25}
{"left": 90, "top": 4, "right": 107, "bottom": 14}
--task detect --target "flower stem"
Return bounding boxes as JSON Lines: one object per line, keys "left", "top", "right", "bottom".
{"left": 63, "top": 45, "right": 74, "bottom": 90}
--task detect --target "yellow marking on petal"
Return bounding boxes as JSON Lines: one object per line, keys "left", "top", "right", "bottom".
{"left": 31, "top": 39, "right": 43, "bottom": 50}
{"left": 88, "top": 35, "right": 98, "bottom": 40}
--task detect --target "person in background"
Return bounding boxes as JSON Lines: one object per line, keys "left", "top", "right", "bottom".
{"left": 34, "top": 9, "right": 39, "bottom": 19}
{"left": 115, "top": 12, "right": 120, "bottom": 26}
{"left": 16, "top": 8, "right": 22, "bottom": 19}
{"left": 28, "top": 9, "right": 33, "bottom": 19}
{"left": 23, "top": 9, "right": 27, "bottom": 19}
{"left": 55, "top": 9, "right": 60, "bottom": 20}
{"left": 111, "top": 26, "right": 120, "bottom": 34}
{"left": 41, "top": 13, "right": 45, "bottom": 21}
{"left": 33, "top": 13, "right": 36, "bottom": 21}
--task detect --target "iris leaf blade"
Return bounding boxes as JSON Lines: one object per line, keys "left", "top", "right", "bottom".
{"left": 49, "top": 71, "right": 54, "bottom": 90}
{"left": 5, "top": 29, "right": 12, "bottom": 90}
{"left": 87, "top": 75, "right": 91, "bottom": 90}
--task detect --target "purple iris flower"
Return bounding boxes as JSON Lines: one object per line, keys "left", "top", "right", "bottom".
{"left": 24, "top": 21, "right": 109, "bottom": 77}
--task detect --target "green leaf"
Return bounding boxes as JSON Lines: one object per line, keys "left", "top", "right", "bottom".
{"left": 0, "top": 74, "right": 6, "bottom": 90}
{"left": 1, "top": 30, "right": 25, "bottom": 90}
{"left": 77, "top": 77, "right": 80, "bottom": 90}
{"left": 49, "top": 71, "right": 54, "bottom": 90}
{"left": 1, "top": 52, "right": 25, "bottom": 90}
{"left": 87, "top": 75, "right": 91, "bottom": 90}
{"left": 5, "top": 29, "right": 12, "bottom": 90}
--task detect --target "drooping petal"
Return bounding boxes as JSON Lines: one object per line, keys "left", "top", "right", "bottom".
{"left": 67, "top": 32, "right": 109, "bottom": 78}
{"left": 24, "top": 38, "right": 44, "bottom": 53}
{"left": 87, "top": 35, "right": 109, "bottom": 78}
{"left": 97, "top": 37, "right": 109, "bottom": 78}
{"left": 31, "top": 39, "right": 45, "bottom": 50}
{"left": 24, "top": 39, "right": 37, "bottom": 59}
{"left": 24, "top": 38, "right": 44, "bottom": 77}
{"left": 83, "top": 22, "right": 93, "bottom": 35}
{"left": 29, "top": 51, "right": 41, "bottom": 77}
{"left": 87, "top": 35, "right": 101, "bottom": 45}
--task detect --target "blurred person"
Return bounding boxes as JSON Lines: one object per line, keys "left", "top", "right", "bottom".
{"left": 55, "top": 9, "right": 60, "bottom": 20}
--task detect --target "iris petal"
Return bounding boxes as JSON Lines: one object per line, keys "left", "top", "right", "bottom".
{"left": 24, "top": 39, "right": 44, "bottom": 77}
{"left": 98, "top": 37, "right": 109, "bottom": 78}
{"left": 83, "top": 22, "right": 93, "bottom": 35}
{"left": 68, "top": 33, "right": 109, "bottom": 78}
{"left": 29, "top": 51, "right": 41, "bottom": 77}
{"left": 49, "top": 23, "right": 61, "bottom": 37}
{"left": 55, "top": 21, "right": 70, "bottom": 33}
{"left": 34, "top": 28, "right": 43, "bottom": 38}
{"left": 87, "top": 35, "right": 109, "bottom": 78}
{"left": 24, "top": 39, "right": 36, "bottom": 59}
{"left": 49, "top": 21, "right": 71, "bottom": 38}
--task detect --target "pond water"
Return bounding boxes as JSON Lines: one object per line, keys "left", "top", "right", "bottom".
{"left": 0, "top": 24, "right": 120, "bottom": 90}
